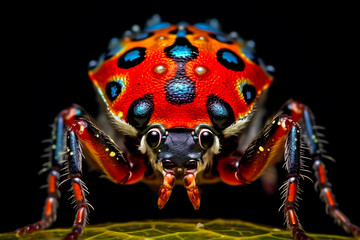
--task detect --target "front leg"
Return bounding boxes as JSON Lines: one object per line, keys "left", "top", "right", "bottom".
{"left": 218, "top": 115, "right": 309, "bottom": 239}
{"left": 62, "top": 129, "right": 89, "bottom": 240}
{"left": 217, "top": 100, "right": 360, "bottom": 239}
{"left": 62, "top": 118, "right": 146, "bottom": 240}
{"left": 16, "top": 105, "right": 147, "bottom": 240}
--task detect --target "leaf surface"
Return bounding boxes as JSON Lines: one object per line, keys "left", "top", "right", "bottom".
{"left": 5, "top": 219, "right": 354, "bottom": 240}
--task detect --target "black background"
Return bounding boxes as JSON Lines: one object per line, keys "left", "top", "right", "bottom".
{"left": 2, "top": 1, "right": 359, "bottom": 237}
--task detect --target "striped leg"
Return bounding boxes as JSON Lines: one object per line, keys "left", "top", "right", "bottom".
{"left": 16, "top": 105, "right": 146, "bottom": 240}
{"left": 61, "top": 117, "right": 146, "bottom": 240}
{"left": 281, "top": 123, "right": 309, "bottom": 239}
{"left": 15, "top": 110, "right": 68, "bottom": 236}
{"left": 217, "top": 114, "right": 310, "bottom": 239}
{"left": 301, "top": 106, "right": 360, "bottom": 237}
{"left": 216, "top": 99, "right": 360, "bottom": 239}
{"left": 15, "top": 169, "right": 60, "bottom": 236}
{"left": 62, "top": 130, "right": 89, "bottom": 240}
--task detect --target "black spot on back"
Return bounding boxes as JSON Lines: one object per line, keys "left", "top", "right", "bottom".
{"left": 165, "top": 76, "right": 195, "bottom": 105}
{"left": 241, "top": 84, "right": 257, "bottom": 104}
{"left": 206, "top": 94, "right": 235, "bottom": 130}
{"left": 127, "top": 94, "right": 154, "bottom": 129}
{"left": 164, "top": 37, "right": 198, "bottom": 62}
{"left": 164, "top": 37, "right": 198, "bottom": 105}
{"left": 217, "top": 48, "right": 245, "bottom": 71}
{"left": 106, "top": 81, "right": 123, "bottom": 102}
{"left": 117, "top": 47, "right": 146, "bottom": 69}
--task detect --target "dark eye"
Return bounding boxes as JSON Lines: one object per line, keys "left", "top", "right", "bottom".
{"left": 162, "top": 159, "right": 176, "bottom": 169}
{"left": 199, "top": 129, "right": 214, "bottom": 149}
{"left": 184, "top": 159, "right": 197, "bottom": 170}
{"left": 146, "top": 128, "right": 162, "bottom": 148}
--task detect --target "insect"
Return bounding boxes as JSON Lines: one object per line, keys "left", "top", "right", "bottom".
{"left": 16, "top": 16, "right": 359, "bottom": 240}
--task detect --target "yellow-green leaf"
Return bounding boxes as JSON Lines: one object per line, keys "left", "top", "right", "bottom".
{"left": 4, "top": 219, "right": 354, "bottom": 240}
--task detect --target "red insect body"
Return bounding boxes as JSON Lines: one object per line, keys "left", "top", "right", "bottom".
{"left": 89, "top": 24, "right": 273, "bottom": 129}
{"left": 16, "top": 19, "right": 360, "bottom": 240}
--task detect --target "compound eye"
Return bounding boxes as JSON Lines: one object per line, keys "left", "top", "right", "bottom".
{"left": 146, "top": 128, "right": 162, "bottom": 149}
{"left": 162, "top": 159, "right": 177, "bottom": 169}
{"left": 199, "top": 129, "right": 214, "bottom": 149}
{"left": 184, "top": 159, "right": 197, "bottom": 170}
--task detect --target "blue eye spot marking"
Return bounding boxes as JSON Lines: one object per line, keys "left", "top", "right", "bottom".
{"left": 222, "top": 51, "right": 238, "bottom": 64}
{"left": 106, "top": 80, "right": 124, "bottom": 102}
{"left": 124, "top": 50, "right": 140, "bottom": 62}
{"left": 144, "top": 22, "right": 171, "bottom": 31}
{"left": 134, "top": 101, "right": 148, "bottom": 115}
{"left": 194, "top": 23, "right": 219, "bottom": 33}
{"left": 169, "top": 45, "right": 192, "bottom": 58}
{"left": 216, "top": 48, "right": 245, "bottom": 71}
{"left": 240, "top": 83, "right": 257, "bottom": 104}
{"left": 165, "top": 78, "right": 195, "bottom": 105}
{"left": 206, "top": 94, "right": 235, "bottom": 129}
{"left": 164, "top": 37, "right": 198, "bottom": 61}
{"left": 117, "top": 47, "right": 146, "bottom": 69}
{"left": 127, "top": 94, "right": 154, "bottom": 129}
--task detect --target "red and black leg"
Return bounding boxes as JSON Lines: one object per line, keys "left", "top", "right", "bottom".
{"left": 295, "top": 103, "right": 360, "bottom": 237}
{"left": 15, "top": 107, "right": 73, "bottom": 236}
{"left": 63, "top": 111, "right": 146, "bottom": 240}
{"left": 217, "top": 100, "right": 360, "bottom": 239}
{"left": 217, "top": 114, "right": 309, "bottom": 239}
{"left": 16, "top": 105, "right": 147, "bottom": 240}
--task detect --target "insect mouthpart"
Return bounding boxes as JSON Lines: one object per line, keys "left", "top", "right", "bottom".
{"left": 150, "top": 127, "right": 213, "bottom": 210}
{"left": 155, "top": 129, "right": 205, "bottom": 171}
{"left": 161, "top": 158, "right": 201, "bottom": 174}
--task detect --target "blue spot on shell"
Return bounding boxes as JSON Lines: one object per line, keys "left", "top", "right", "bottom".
{"left": 222, "top": 51, "right": 238, "bottom": 64}
{"left": 117, "top": 47, "right": 146, "bottom": 69}
{"left": 165, "top": 78, "right": 195, "bottom": 105}
{"left": 164, "top": 37, "right": 198, "bottom": 62}
{"left": 206, "top": 94, "right": 235, "bottom": 129}
{"left": 106, "top": 80, "right": 124, "bottom": 102}
{"left": 217, "top": 48, "right": 245, "bottom": 71}
{"left": 145, "top": 22, "right": 171, "bottom": 31}
{"left": 134, "top": 102, "right": 149, "bottom": 115}
{"left": 127, "top": 94, "right": 154, "bottom": 129}
{"left": 176, "top": 30, "right": 187, "bottom": 38}
{"left": 240, "top": 83, "right": 256, "bottom": 105}
{"left": 194, "top": 23, "right": 219, "bottom": 33}
{"left": 169, "top": 45, "right": 192, "bottom": 58}
{"left": 124, "top": 49, "right": 141, "bottom": 62}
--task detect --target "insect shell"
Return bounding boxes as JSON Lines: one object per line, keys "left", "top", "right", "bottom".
{"left": 16, "top": 16, "right": 360, "bottom": 240}
{"left": 88, "top": 20, "right": 273, "bottom": 185}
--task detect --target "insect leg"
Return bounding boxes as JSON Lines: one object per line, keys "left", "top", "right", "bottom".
{"left": 297, "top": 104, "right": 360, "bottom": 237}
{"left": 217, "top": 115, "right": 292, "bottom": 184}
{"left": 62, "top": 129, "right": 89, "bottom": 240}
{"left": 281, "top": 121, "right": 310, "bottom": 239}
{"left": 15, "top": 109, "right": 71, "bottom": 236}
{"left": 217, "top": 115, "right": 310, "bottom": 239}
{"left": 60, "top": 116, "right": 146, "bottom": 239}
